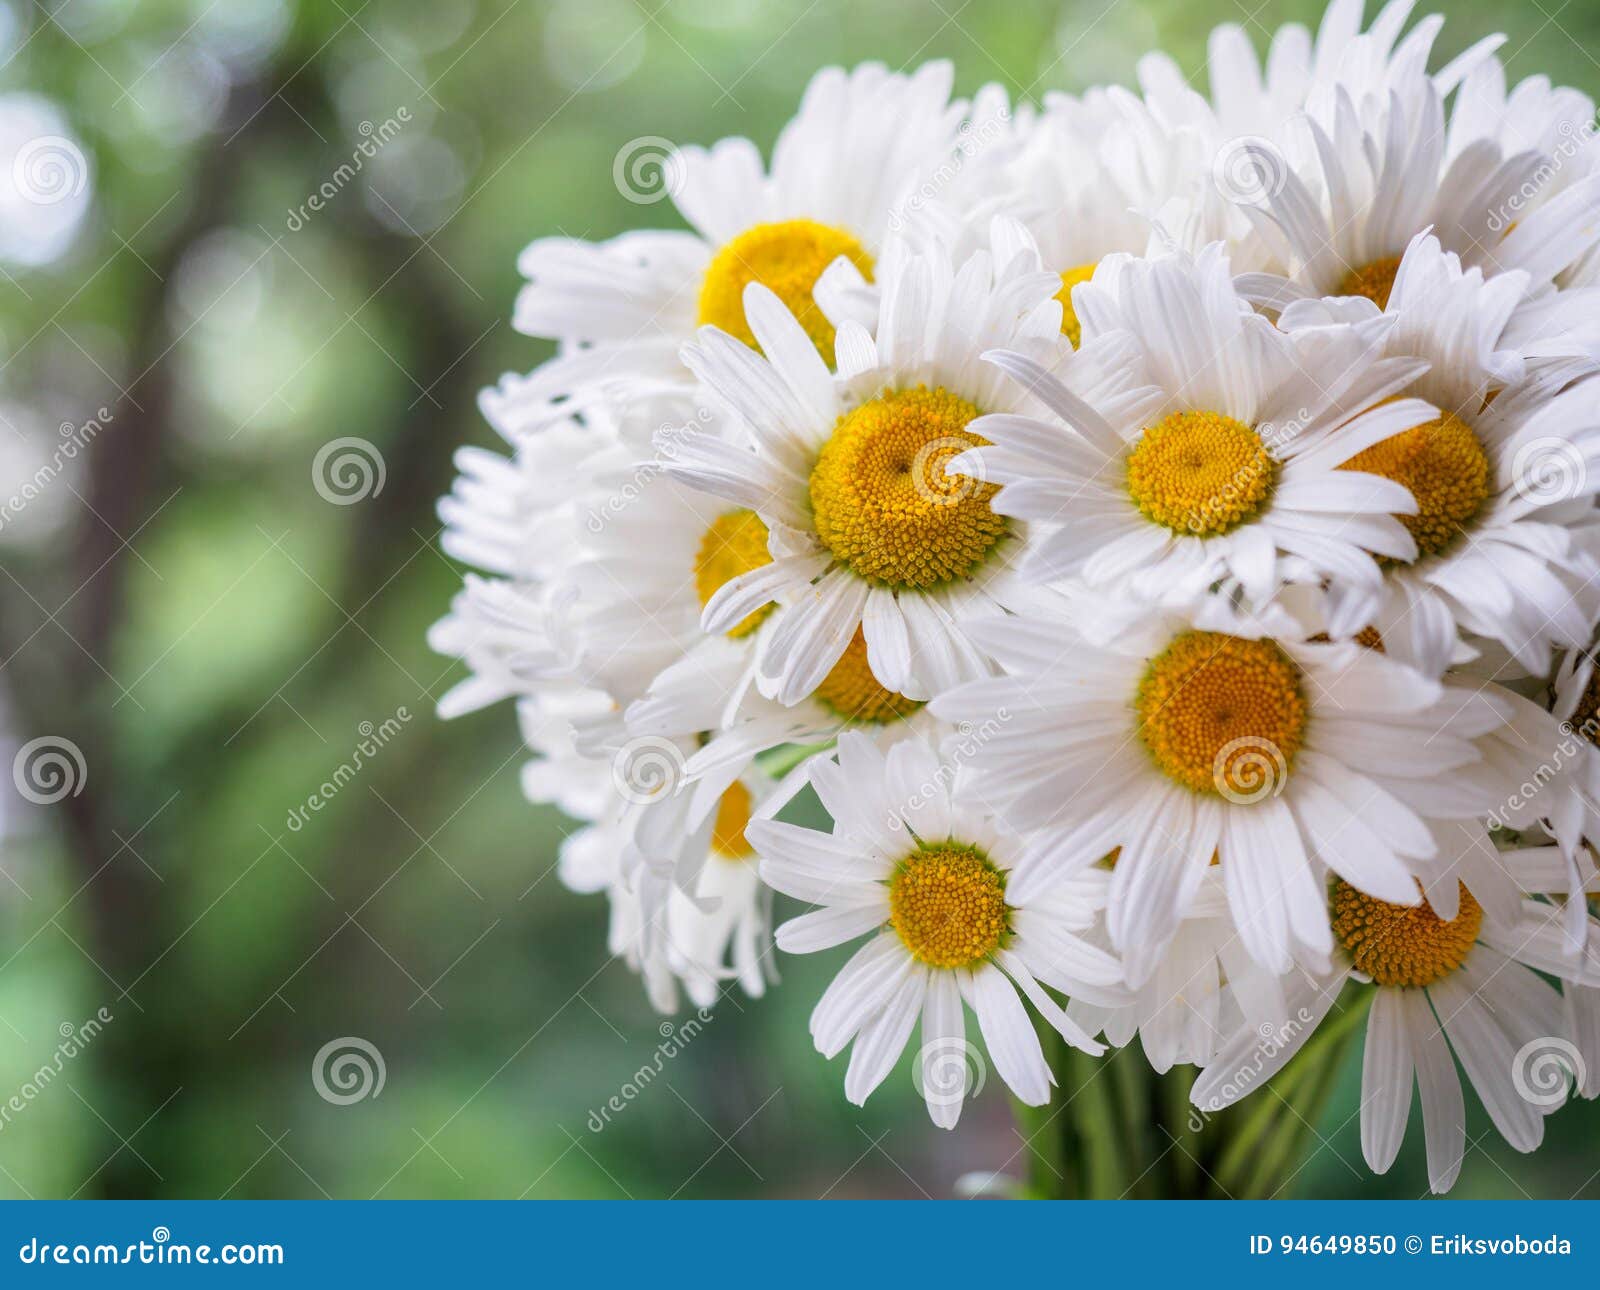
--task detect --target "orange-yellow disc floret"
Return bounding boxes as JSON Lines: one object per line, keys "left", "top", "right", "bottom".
{"left": 1055, "top": 262, "right": 1098, "bottom": 347}
{"left": 813, "top": 628, "right": 924, "bottom": 724}
{"left": 1125, "top": 410, "right": 1277, "bottom": 537}
{"left": 697, "top": 219, "right": 874, "bottom": 358}
{"left": 1136, "top": 630, "right": 1307, "bottom": 796}
{"left": 1336, "top": 256, "right": 1403, "bottom": 310}
{"left": 887, "top": 843, "right": 1009, "bottom": 969}
{"left": 809, "top": 385, "right": 1007, "bottom": 588}
{"left": 1338, "top": 413, "right": 1489, "bottom": 561}
{"left": 711, "top": 781, "right": 757, "bottom": 860}
{"left": 1330, "top": 879, "right": 1481, "bottom": 987}
{"left": 693, "top": 509, "right": 775, "bottom": 638}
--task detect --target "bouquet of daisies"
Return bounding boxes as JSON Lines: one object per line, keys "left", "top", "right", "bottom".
{"left": 432, "top": 0, "right": 1600, "bottom": 1196}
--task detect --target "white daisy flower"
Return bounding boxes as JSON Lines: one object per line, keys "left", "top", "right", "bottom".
{"left": 931, "top": 593, "right": 1515, "bottom": 979}
{"left": 522, "top": 692, "right": 777, "bottom": 1014}
{"left": 1280, "top": 234, "right": 1600, "bottom": 676}
{"left": 1138, "top": 0, "right": 1502, "bottom": 150}
{"left": 1225, "top": 60, "right": 1600, "bottom": 311}
{"left": 750, "top": 731, "right": 1124, "bottom": 1127}
{"left": 435, "top": 378, "right": 784, "bottom": 715}
{"left": 1192, "top": 849, "right": 1600, "bottom": 1193}
{"left": 1432, "top": 55, "right": 1600, "bottom": 291}
{"left": 661, "top": 775, "right": 777, "bottom": 1011}
{"left": 662, "top": 230, "right": 1104, "bottom": 704}
{"left": 508, "top": 61, "right": 969, "bottom": 413}
{"left": 605, "top": 621, "right": 938, "bottom": 977}
{"left": 512, "top": 693, "right": 682, "bottom": 1012}
{"left": 1067, "top": 867, "right": 1290, "bottom": 1074}
{"left": 956, "top": 243, "right": 1434, "bottom": 606}
{"left": 1264, "top": 580, "right": 1588, "bottom": 949}
{"left": 937, "top": 89, "right": 1225, "bottom": 344}
{"left": 622, "top": 617, "right": 940, "bottom": 822}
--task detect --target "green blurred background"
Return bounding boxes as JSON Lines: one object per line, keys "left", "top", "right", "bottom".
{"left": 0, "top": 0, "right": 1596, "bottom": 1199}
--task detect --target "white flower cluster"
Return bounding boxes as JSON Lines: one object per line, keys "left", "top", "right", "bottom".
{"left": 433, "top": 0, "right": 1600, "bottom": 1193}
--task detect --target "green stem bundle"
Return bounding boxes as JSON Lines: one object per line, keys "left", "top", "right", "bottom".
{"left": 1014, "top": 984, "right": 1371, "bottom": 1199}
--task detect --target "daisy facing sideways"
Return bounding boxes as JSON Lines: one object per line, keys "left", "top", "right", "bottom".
{"left": 664, "top": 228, "right": 1148, "bottom": 704}
{"left": 749, "top": 732, "right": 1125, "bottom": 1127}
{"left": 1280, "top": 233, "right": 1600, "bottom": 676}
{"left": 931, "top": 593, "right": 1515, "bottom": 982}
{"left": 1192, "top": 849, "right": 1600, "bottom": 1193}
{"left": 1215, "top": 25, "right": 1598, "bottom": 311}
{"left": 621, "top": 624, "right": 935, "bottom": 831}
{"left": 1066, "top": 866, "right": 1291, "bottom": 1074}
{"left": 429, "top": 388, "right": 756, "bottom": 718}
{"left": 506, "top": 61, "right": 970, "bottom": 413}
{"left": 956, "top": 244, "right": 1435, "bottom": 608}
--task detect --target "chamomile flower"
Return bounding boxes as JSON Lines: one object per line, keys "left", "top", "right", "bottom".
{"left": 435, "top": 378, "right": 786, "bottom": 715}
{"left": 956, "top": 244, "right": 1434, "bottom": 606}
{"left": 932, "top": 594, "right": 1514, "bottom": 979}
{"left": 1066, "top": 867, "right": 1290, "bottom": 1073}
{"left": 1280, "top": 234, "right": 1600, "bottom": 676}
{"left": 1496, "top": 648, "right": 1600, "bottom": 931}
{"left": 662, "top": 231, "right": 1099, "bottom": 704}
{"left": 1193, "top": 851, "right": 1600, "bottom": 1193}
{"left": 1226, "top": 66, "right": 1600, "bottom": 311}
{"left": 1442, "top": 61, "right": 1600, "bottom": 292}
{"left": 508, "top": 62, "right": 968, "bottom": 414}
{"left": 939, "top": 91, "right": 1215, "bottom": 345}
{"left": 750, "top": 732, "right": 1123, "bottom": 1126}
{"left": 624, "top": 622, "right": 937, "bottom": 824}
{"left": 510, "top": 693, "right": 680, "bottom": 1012}
{"left": 1138, "top": 0, "right": 1502, "bottom": 148}
{"left": 662, "top": 776, "right": 776, "bottom": 1010}
{"left": 606, "top": 619, "right": 935, "bottom": 946}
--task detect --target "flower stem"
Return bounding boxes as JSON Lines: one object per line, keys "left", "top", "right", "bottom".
{"left": 1015, "top": 984, "right": 1370, "bottom": 1199}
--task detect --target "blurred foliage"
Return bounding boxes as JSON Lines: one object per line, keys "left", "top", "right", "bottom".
{"left": 0, "top": 0, "right": 1596, "bottom": 1199}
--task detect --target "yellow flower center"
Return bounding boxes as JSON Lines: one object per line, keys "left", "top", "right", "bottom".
{"left": 710, "top": 781, "right": 756, "bottom": 860}
{"left": 693, "top": 509, "right": 775, "bottom": 638}
{"left": 813, "top": 628, "right": 924, "bottom": 724}
{"left": 697, "top": 219, "right": 874, "bottom": 359}
{"left": 1136, "top": 631, "right": 1307, "bottom": 797}
{"left": 1054, "top": 261, "right": 1098, "bottom": 347}
{"left": 1330, "top": 879, "right": 1481, "bottom": 987}
{"left": 1336, "top": 256, "right": 1403, "bottom": 309}
{"left": 887, "top": 843, "right": 1009, "bottom": 969}
{"left": 1125, "top": 410, "right": 1277, "bottom": 537}
{"left": 1338, "top": 413, "right": 1489, "bottom": 561}
{"left": 809, "top": 385, "right": 1008, "bottom": 589}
